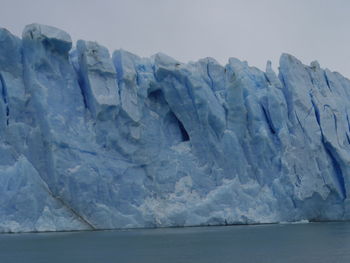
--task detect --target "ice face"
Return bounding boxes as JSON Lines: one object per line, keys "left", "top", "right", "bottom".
{"left": 22, "top": 23, "right": 72, "bottom": 53}
{"left": 1, "top": 24, "right": 350, "bottom": 233}
{"left": 76, "top": 40, "right": 120, "bottom": 119}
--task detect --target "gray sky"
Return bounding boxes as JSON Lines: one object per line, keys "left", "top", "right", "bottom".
{"left": 1, "top": 0, "right": 350, "bottom": 77}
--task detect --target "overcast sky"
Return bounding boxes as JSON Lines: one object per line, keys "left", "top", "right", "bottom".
{"left": 1, "top": 0, "right": 350, "bottom": 77}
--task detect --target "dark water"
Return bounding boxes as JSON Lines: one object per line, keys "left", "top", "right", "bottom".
{"left": 1, "top": 222, "right": 350, "bottom": 263}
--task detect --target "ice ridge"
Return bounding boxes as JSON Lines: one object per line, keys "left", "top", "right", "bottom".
{"left": 0, "top": 24, "right": 350, "bottom": 232}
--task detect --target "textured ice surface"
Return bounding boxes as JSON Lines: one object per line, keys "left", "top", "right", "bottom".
{"left": 1, "top": 24, "right": 350, "bottom": 232}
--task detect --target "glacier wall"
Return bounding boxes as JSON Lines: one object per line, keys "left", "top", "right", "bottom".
{"left": 1, "top": 24, "right": 350, "bottom": 233}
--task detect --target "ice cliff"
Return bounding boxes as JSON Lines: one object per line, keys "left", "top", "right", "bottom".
{"left": 1, "top": 24, "right": 350, "bottom": 233}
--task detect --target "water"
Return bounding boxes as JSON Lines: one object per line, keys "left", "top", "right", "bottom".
{"left": 1, "top": 222, "right": 350, "bottom": 263}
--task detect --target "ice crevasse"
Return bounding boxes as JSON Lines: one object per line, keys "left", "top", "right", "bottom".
{"left": 1, "top": 23, "right": 350, "bottom": 233}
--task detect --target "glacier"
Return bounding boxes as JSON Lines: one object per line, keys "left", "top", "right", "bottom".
{"left": 1, "top": 23, "right": 350, "bottom": 233}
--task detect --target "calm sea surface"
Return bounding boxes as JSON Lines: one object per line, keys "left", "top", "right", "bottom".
{"left": 1, "top": 222, "right": 350, "bottom": 263}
